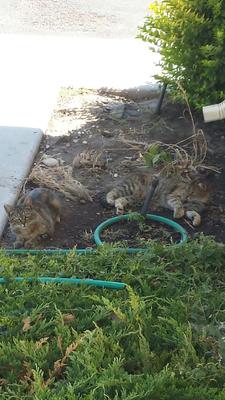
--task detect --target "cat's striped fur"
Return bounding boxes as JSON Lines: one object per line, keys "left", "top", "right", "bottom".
{"left": 4, "top": 188, "right": 62, "bottom": 248}
{"left": 104, "top": 168, "right": 212, "bottom": 226}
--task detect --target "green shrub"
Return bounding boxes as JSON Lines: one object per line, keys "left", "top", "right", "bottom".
{"left": 138, "top": 0, "right": 225, "bottom": 109}
{"left": 0, "top": 238, "right": 225, "bottom": 398}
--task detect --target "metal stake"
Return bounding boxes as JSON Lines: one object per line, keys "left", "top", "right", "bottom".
{"left": 155, "top": 82, "right": 168, "bottom": 115}
{"left": 140, "top": 176, "right": 159, "bottom": 216}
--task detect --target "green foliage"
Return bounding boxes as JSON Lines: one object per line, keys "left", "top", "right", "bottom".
{"left": 138, "top": 0, "right": 225, "bottom": 109}
{"left": 0, "top": 237, "right": 225, "bottom": 398}
{"left": 144, "top": 144, "right": 172, "bottom": 168}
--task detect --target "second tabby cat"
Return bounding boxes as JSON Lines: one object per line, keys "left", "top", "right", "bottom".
{"left": 103, "top": 168, "right": 213, "bottom": 226}
{"left": 4, "top": 188, "right": 62, "bottom": 248}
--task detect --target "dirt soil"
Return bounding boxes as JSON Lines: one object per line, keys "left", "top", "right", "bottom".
{"left": 102, "top": 219, "right": 181, "bottom": 247}
{"left": 1, "top": 88, "right": 225, "bottom": 249}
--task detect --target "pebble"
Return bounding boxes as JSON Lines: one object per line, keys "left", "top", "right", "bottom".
{"left": 42, "top": 157, "right": 59, "bottom": 167}
{"left": 82, "top": 140, "right": 88, "bottom": 144}
{"left": 113, "top": 173, "right": 118, "bottom": 178}
{"left": 73, "top": 139, "right": 78, "bottom": 143}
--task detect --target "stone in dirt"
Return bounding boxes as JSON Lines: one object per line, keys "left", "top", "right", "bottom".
{"left": 103, "top": 103, "right": 125, "bottom": 119}
{"left": 42, "top": 157, "right": 59, "bottom": 167}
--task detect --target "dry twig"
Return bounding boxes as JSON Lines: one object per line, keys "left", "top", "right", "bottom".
{"left": 27, "top": 164, "right": 93, "bottom": 202}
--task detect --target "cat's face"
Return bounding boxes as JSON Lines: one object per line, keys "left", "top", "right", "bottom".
{"left": 187, "top": 166, "right": 217, "bottom": 182}
{"left": 4, "top": 204, "right": 33, "bottom": 227}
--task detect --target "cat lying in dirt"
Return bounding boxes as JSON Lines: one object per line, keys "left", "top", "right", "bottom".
{"left": 102, "top": 167, "right": 213, "bottom": 226}
{"left": 4, "top": 188, "right": 62, "bottom": 248}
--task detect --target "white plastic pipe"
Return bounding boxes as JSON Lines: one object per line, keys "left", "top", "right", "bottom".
{"left": 203, "top": 100, "right": 225, "bottom": 122}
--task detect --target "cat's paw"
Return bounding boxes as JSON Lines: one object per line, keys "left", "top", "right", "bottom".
{"left": 186, "top": 210, "right": 201, "bottom": 226}
{"left": 115, "top": 206, "right": 125, "bottom": 215}
{"left": 173, "top": 208, "right": 185, "bottom": 219}
{"left": 13, "top": 240, "right": 24, "bottom": 249}
{"left": 115, "top": 198, "right": 128, "bottom": 214}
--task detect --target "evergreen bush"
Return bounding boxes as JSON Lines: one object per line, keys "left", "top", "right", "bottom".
{"left": 138, "top": 0, "right": 225, "bottom": 109}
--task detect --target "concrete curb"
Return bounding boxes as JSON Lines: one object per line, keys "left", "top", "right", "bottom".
{"left": 98, "top": 83, "right": 161, "bottom": 100}
{"left": 0, "top": 127, "right": 43, "bottom": 239}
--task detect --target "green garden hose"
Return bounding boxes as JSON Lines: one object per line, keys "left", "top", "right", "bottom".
{"left": 93, "top": 213, "right": 188, "bottom": 251}
{"left": 1, "top": 213, "right": 188, "bottom": 289}
{"left": 0, "top": 276, "right": 125, "bottom": 290}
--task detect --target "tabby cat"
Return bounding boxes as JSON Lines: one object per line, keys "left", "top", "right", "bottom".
{"left": 103, "top": 168, "right": 212, "bottom": 226}
{"left": 4, "top": 188, "right": 62, "bottom": 248}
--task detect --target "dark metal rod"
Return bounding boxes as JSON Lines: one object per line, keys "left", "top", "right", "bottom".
{"left": 155, "top": 82, "right": 168, "bottom": 115}
{"left": 140, "top": 176, "right": 159, "bottom": 216}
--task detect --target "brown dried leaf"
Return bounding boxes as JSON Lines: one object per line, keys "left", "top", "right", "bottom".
{"left": 22, "top": 317, "right": 31, "bottom": 332}
{"left": 53, "top": 359, "right": 65, "bottom": 377}
{"left": 63, "top": 313, "right": 75, "bottom": 324}
{"left": 65, "top": 341, "right": 78, "bottom": 358}
{"left": 36, "top": 313, "right": 43, "bottom": 321}
{"left": 21, "top": 361, "right": 33, "bottom": 383}
{"left": 50, "top": 340, "right": 79, "bottom": 378}
{"left": 35, "top": 337, "right": 49, "bottom": 348}
{"left": 57, "top": 335, "right": 63, "bottom": 354}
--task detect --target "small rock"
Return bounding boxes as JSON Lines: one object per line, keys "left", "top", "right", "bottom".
{"left": 114, "top": 173, "right": 118, "bottom": 178}
{"left": 45, "top": 144, "right": 50, "bottom": 149}
{"left": 73, "top": 139, "right": 78, "bottom": 143}
{"left": 124, "top": 103, "right": 141, "bottom": 118}
{"left": 104, "top": 103, "right": 125, "bottom": 119}
{"left": 102, "top": 130, "right": 114, "bottom": 138}
{"left": 82, "top": 140, "right": 88, "bottom": 145}
{"left": 42, "top": 157, "right": 59, "bottom": 167}
{"left": 137, "top": 99, "right": 158, "bottom": 113}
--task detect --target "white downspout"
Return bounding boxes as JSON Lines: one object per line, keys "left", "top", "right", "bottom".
{"left": 202, "top": 100, "right": 225, "bottom": 122}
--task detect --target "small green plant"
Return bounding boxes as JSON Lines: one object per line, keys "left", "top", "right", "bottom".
{"left": 138, "top": 0, "right": 225, "bottom": 109}
{"left": 127, "top": 212, "right": 145, "bottom": 223}
{"left": 144, "top": 143, "right": 172, "bottom": 168}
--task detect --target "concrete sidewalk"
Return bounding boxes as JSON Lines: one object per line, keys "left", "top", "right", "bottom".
{"left": 0, "top": 34, "right": 160, "bottom": 240}
{"left": 0, "top": 35, "right": 160, "bottom": 127}
{"left": 0, "top": 127, "right": 43, "bottom": 238}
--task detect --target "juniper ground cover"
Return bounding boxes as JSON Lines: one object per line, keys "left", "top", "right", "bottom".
{"left": 0, "top": 238, "right": 225, "bottom": 399}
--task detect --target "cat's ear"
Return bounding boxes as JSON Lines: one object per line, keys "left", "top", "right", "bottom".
{"left": 4, "top": 204, "right": 13, "bottom": 215}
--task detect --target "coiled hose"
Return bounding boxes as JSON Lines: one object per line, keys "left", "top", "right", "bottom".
{"left": 1, "top": 213, "right": 188, "bottom": 289}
